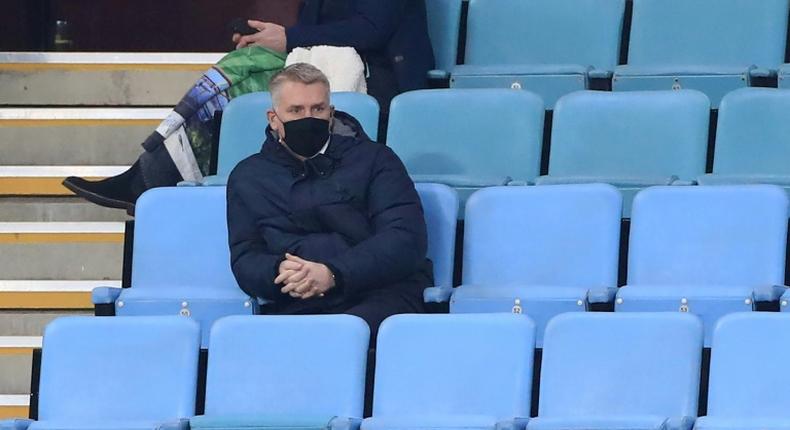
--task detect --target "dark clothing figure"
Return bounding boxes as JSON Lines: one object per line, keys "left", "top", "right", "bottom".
{"left": 226, "top": 111, "right": 431, "bottom": 336}
{"left": 287, "top": 0, "right": 435, "bottom": 140}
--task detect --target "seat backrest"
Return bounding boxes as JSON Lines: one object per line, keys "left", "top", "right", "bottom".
{"left": 550, "top": 90, "right": 709, "bottom": 181}
{"left": 628, "top": 0, "right": 789, "bottom": 67}
{"left": 416, "top": 183, "right": 459, "bottom": 289}
{"left": 540, "top": 313, "right": 703, "bottom": 418}
{"left": 714, "top": 88, "right": 790, "bottom": 175}
{"left": 217, "top": 91, "right": 380, "bottom": 176}
{"left": 465, "top": 0, "right": 625, "bottom": 70}
{"left": 205, "top": 315, "right": 369, "bottom": 418}
{"left": 708, "top": 313, "right": 790, "bottom": 418}
{"left": 628, "top": 185, "right": 789, "bottom": 286}
{"left": 373, "top": 314, "right": 535, "bottom": 420}
{"left": 39, "top": 316, "right": 200, "bottom": 422}
{"left": 388, "top": 89, "right": 544, "bottom": 185}
{"left": 132, "top": 186, "right": 243, "bottom": 295}
{"left": 425, "top": 0, "right": 462, "bottom": 73}
{"left": 463, "top": 184, "right": 621, "bottom": 288}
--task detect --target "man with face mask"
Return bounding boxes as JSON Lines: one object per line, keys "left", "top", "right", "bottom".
{"left": 227, "top": 63, "right": 431, "bottom": 337}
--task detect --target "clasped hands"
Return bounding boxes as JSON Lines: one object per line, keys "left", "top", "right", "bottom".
{"left": 275, "top": 253, "right": 336, "bottom": 299}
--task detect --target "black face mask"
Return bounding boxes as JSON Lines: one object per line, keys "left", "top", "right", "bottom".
{"left": 280, "top": 116, "right": 331, "bottom": 158}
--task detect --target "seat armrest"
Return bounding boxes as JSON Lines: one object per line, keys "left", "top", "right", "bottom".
{"left": 588, "top": 69, "right": 613, "bottom": 79}
{"left": 176, "top": 181, "right": 201, "bottom": 187}
{"left": 668, "top": 177, "right": 696, "bottom": 186}
{"left": 0, "top": 420, "right": 33, "bottom": 430}
{"left": 664, "top": 416, "right": 695, "bottom": 430}
{"left": 329, "top": 417, "right": 362, "bottom": 430}
{"left": 201, "top": 175, "right": 229, "bottom": 186}
{"left": 91, "top": 286, "right": 123, "bottom": 305}
{"left": 424, "top": 286, "right": 453, "bottom": 303}
{"left": 755, "top": 285, "right": 787, "bottom": 302}
{"left": 749, "top": 67, "right": 775, "bottom": 78}
{"left": 587, "top": 287, "right": 617, "bottom": 304}
{"left": 156, "top": 418, "right": 190, "bottom": 430}
{"left": 428, "top": 69, "right": 450, "bottom": 80}
{"left": 495, "top": 417, "right": 529, "bottom": 430}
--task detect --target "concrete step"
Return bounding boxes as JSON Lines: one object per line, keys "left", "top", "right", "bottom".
{"left": 0, "top": 281, "right": 120, "bottom": 311}
{"left": 0, "top": 52, "right": 224, "bottom": 106}
{"left": 0, "top": 166, "right": 128, "bottom": 196}
{"left": 0, "top": 197, "right": 130, "bottom": 222}
{"left": 0, "top": 108, "right": 168, "bottom": 165}
{"left": 0, "top": 337, "right": 39, "bottom": 396}
{"left": 0, "top": 222, "right": 124, "bottom": 280}
{"left": 0, "top": 394, "right": 29, "bottom": 419}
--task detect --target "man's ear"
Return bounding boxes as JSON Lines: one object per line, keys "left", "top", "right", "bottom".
{"left": 266, "top": 109, "right": 278, "bottom": 126}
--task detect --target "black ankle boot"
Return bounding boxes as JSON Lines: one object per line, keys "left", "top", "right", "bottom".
{"left": 63, "top": 160, "right": 146, "bottom": 215}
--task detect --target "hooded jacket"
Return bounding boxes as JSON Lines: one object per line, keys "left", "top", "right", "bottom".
{"left": 227, "top": 111, "right": 432, "bottom": 310}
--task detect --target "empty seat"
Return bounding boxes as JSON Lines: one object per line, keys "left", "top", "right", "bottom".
{"left": 91, "top": 187, "right": 253, "bottom": 346}
{"left": 695, "top": 313, "right": 790, "bottom": 430}
{"left": 536, "top": 90, "right": 709, "bottom": 216}
{"left": 450, "top": 184, "right": 622, "bottom": 345}
{"left": 617, "top": 185, "right": 789, "bottom": 345}
{"left": 416, "top": 183, "right": 459, "bottom": 303}
{"left": 451, "top": 0, "right": 625, "bottom": 107}
{"left": 0, "top": 316, "right": 201, "bottom": 430}
{"left": 613, "top": 0, "right": 789, "bottom": 107}
{"left": 387, "top": 89, "right": 544, "bottom": 207}
{"left": 204, "top": 91, "right": 379, "bottom": 184}
{"left": 529, "top": 313, "right": 703, "bottom": 430}
{"left": 190, "top": 315, "right": 369, "bottom": 430}
{"left": 362, "top": 314, "right": 535, "bottom": 430}
{"left": 698, "top": 88, "right": 790, "bottom": 189}
{"left": 425, "top": 0, "right": 463, "bottom": 79}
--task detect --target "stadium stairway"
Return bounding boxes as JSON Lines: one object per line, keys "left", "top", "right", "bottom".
{"left": 0, "top": 52, "right": 223, "bottom": 418}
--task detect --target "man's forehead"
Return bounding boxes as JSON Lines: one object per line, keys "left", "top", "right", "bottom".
{"left": 278, "top": 81, "right": 330, "bottom": 106}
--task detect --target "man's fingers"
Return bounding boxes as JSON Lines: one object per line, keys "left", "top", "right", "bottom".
{"left": 247, "top": 19, "right": 267, "bottom": 30}
{"left": 279, "top": 260, "right": 302, "bottom": 272}
{"left": 231, "top": 33, "right": 241, "bottom": 43}
{"left": 274, "top": 269, "right": 298, "bottom": 285}
{"left": 289, "top": 279, "right": 312, "bottom": 295}
{"left": 284, "top": 269, "right": 308, "bottom": 285}
{"left": 236, "top": 35, "right": 255, "bottom": 49}
{"left": 285, "top": 253, "right": 308, "bottom": 264}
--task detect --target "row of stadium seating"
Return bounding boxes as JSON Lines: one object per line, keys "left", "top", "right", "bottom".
{"left": 428, "top": 0, "right": 790, "bottom": 106}
{"left": 93, "top": 183, "right": 789, "bottom": 347}
{"left": 4, "top": 311, "right": 789, "bottom": 430}
{"left": 214, "top": 88, "right": 790, "bottom": 215}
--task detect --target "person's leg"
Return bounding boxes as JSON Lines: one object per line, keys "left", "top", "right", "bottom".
{"left": 365, "top": 60, "right": 399, "bottom": 144}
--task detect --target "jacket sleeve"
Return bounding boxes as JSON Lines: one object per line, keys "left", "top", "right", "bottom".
{"left": 286, "top": 0, "right": 402, "bottom": 52}
{"left": 325, "top": 146, "right": 427, "bottom": 297}
{"left": 227, "top": 178, "right": 284, "bottom": 301}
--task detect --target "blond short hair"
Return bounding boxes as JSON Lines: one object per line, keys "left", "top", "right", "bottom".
{"left": 269, "top": 63, "right": 331, "bottom": 106}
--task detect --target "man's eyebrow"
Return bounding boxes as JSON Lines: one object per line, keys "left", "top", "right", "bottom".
{"left": 311, "top": 102, "right": 327, "bottom": 108}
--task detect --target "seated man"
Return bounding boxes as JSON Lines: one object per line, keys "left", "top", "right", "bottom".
{"left": 227, "top": 63, "right": 430, "bottom": 336}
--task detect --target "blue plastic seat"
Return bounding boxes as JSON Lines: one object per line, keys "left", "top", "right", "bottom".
{"left": 694, "top": 313, "right": 790, "bottom": 430}
{"left": 0, "top": 316, "right": 200, "bottom": 430}
{"left": 91, "top": 187, "right": 253, "bottom": 346}
{"left": 613, "top": 0, "right": 790, "bottom": 107}
{"left": 416, "top": 183, "right": 459, "bottom": 303}
{"left": 362, "top": 314, "right": 535, "bottom": 430}
{"left": 779, "top": 64, "right": 790, "bottom": 88}
{"left": 536, "top": 90, "right": 709, "bottom": 216}
{"left": 190, "top": 315, "right": 369, "bottom": 430}
{"left": 387, "top": 89, "right": 544, "bottom": 208}
{"left": 698, "top": 88, "right": 790, "bottom": 190}
{"left": 451, "top": 0, "right": 625, "bottom": 107}
{"left": 425, "top": 0, "right": 462, "bottom": 79}
{"left": 529, "top": 313, "right": 703, "bottom": 430}
{"left": 616, "top": 185, "right": 789, "bottom": 345}
{"left": 450, "top": 184, "right": 622, "bottom": 345}
{"left": 201, "top": 91, "right": 379, "bottom": 185}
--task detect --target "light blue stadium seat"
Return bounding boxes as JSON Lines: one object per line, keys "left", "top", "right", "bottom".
{"left": 613, "top": 0, "right": 789, "bottom": 107}
{"left": 189, "top": 315, "right": 369, "bottom": 430}
{"left": 536, "top": 90, "right": 709, "bottom": 217}
{"left": 0, "top": 316, "right": 200, "bottom": 430}
{"left": 199, "top": 91, "right": 379, "bottom": 185}
{"left": 91, "top": 187, "right": 253, "bottom": 346}
{"left": 694, "top": 313, "right": 790, "bottom": 430}
{"left": 450, "top": 184, "right": 622, "bottom": 345}
{"left": 425, "top": 0, "right": 462, "bottom": 80}
{"left": 779, "top": 64, "right": 790, "bottom": 88}
{"left": 362, "top": 314, "right": 535, "bottom": 430}
{"left": 616, "top": 185, "right": 790, "bottom": 345}
{"left": 387, "top": 89, "right": 544, "bottom": 209}
{"left": 416, "top": 183, "right": 459, "bottom": 303}
{"left": 698, "top": 88, "right": 790, "bottom": 190}
{"left": 450, "top": 0, "right": 625, "bottom": 108}
{"left": 529, "top": 313, "right": 703, "bottom": 430}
